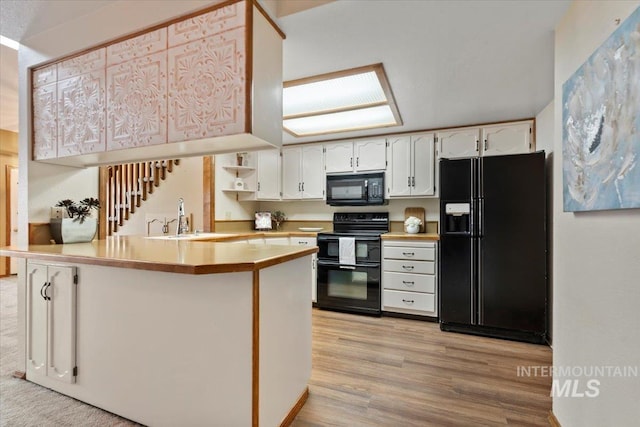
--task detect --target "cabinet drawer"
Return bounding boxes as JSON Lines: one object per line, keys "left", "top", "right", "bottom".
{"left": 291, "top": 237, "right": 317, "bottom": 246}
{"left": 383, "top": 290, "right": 435, "bottom": 314}
{"left": 384, "top": 246, "right": 435, "bottom": 261}
{"left": 384, "top": 259, "right": 435, "bottom": 275}
{"left": 383, "top": 272, "right": 435, "bottom": 293}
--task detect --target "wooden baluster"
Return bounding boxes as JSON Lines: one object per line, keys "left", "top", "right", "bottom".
{"left": 123, "top": 164, "right": 130, "bottom": 220}
{"left": 174, "top": 159, "right": 180, "bottom": 166}
{"left": 134, "top": 163, "right": 141, "bottom": 207}
{"left": 107, "top": 167, "right": 112, "bottom": 236}
{"left": 119, "top": 165, "right": 125, "bottom": 226}
{"left": 154, "top": 161, "right": 160, "bottom": 187}
{"left": 141, "top": 162, "right": 148, "bottom": 200}
{"left": 113, "top": 165, "right": 120, "bottom": 232}
{"left": 148, "top": 162, "right": 154, "bottom": 194}
{"left": 160, "top": 160, "right": 167, "bottom": 181}
{"left": 166, "top": 159, "right": 173, "bottom": 173}
{"left": 129, "top": 163, "right": 136, "bottom": 214}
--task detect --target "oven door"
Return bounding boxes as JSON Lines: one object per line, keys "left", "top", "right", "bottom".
{"left": 316, "top": 260, "right": 381, "bottom": 315}
{"left": 317, "top": 235, "right": 381, "bottom": 263}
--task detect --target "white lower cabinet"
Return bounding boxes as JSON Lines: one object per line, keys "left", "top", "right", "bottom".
{"left": 262, "top": 236, "right": 318, "bottom": 303}
{"left": 382, "top": 240, "right": 438, "bottom": 318}
{"left": 26, "top": 261, "right": 77, "bottom": 383}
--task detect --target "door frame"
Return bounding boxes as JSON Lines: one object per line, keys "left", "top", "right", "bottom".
{"left": 5, "top": 165, "right": 18, "bottom": 276}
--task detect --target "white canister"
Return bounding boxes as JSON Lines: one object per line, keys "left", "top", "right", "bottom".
{"left": 234, "top": 177, "right": 245, "bottom": 190}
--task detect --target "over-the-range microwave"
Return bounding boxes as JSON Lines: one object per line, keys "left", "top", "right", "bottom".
{"left": 326, "top": 172, "right": 386, "bottom": 206}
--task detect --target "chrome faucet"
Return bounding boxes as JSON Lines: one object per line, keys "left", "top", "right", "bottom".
{"left": 176, "top": 198, "right": 189, "bottom": 236}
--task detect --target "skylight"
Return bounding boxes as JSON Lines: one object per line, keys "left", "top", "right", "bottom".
{"left": 282, "top": 63, "right": 402, "bottom": 137}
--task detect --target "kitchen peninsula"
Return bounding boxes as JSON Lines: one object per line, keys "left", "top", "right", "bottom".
{"left": 1, "top": 237, "right": 316, "bottom": 426}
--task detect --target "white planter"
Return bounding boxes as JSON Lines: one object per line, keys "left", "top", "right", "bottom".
{"left": 405, "top": 224, "right": 420, "bottom": 234}
{"left": 50, "top": 218, "right": 97, "bottom": 244}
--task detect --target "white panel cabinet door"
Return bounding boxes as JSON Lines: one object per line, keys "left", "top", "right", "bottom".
{"left": 27, "top": 263, "right": 49, "bottom": 379}
{"left": 437, "top": 128, "right": 480, "bottom": 159}
{"left": 47, "top": 265, "right": 77, "bottom": 383}
{"left": 26, "top": 262, "right": 77, "bottom": 384}
{"left": 324, "top": 142, "right": 353, "bottom": 173}
{"left": 481, "top": 121, "right": 533, "bottom": 157}
{"left": 386, "top": 136, "right": 412, "bottom": 197}
{"left": 354, "top": 138, "right": 386, "bottom": 171}
{"left": 282, "top": 147, "right": 302, "bottom": 199}
{"left": 301, "top": 145, "right": 325, "bottom": 199}
{"left": 255, "top": 149, "right": 281, "bottom": 200}
{"left": 411, "top": 133, "right": 435, "bottom": 196}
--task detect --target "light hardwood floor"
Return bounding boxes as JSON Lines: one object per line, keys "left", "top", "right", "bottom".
{"left": 293, "top": 309, "right": 552, "bottom": 426}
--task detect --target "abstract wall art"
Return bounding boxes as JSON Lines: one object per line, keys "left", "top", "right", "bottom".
{"left": 562, "top": 6, "right": 640, "bottom": 212}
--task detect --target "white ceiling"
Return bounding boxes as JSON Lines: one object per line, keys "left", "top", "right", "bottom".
{"left": 0, "top": 0, "right": 571, "bottom": 143}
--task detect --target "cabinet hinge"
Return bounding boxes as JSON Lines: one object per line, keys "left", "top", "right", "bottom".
{"left": 73, "top": 366, "right": 78, "bottom": 376}
{"left": 386, "top": 141, "right": 389, "bottom": 147}
{"left": 73, "top": 274, "right": 78, "bottom": 285}
{"left": 323, "top": 147, "right": 326, "bottom": 153}
{"left": 529, "top": 127, "right": 532, "bottom": 134}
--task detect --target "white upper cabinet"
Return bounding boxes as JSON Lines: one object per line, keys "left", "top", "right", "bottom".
{"left": 282, "top": 145, "right": 324, "bottom": 200}
{"left": 437, "top": 127, "right": 480, "bottom": 159}
{"left": 387, "top": 133, "right": 435, "bottom": 198}
{"left": 255, "top": 149, "right": 281, "bottom": 201}
{"left": 481, "top": 121, "right": 533, "bottom": 157}
{"left": 324, "top": 142, "right": 353, "bottom": 173}
{"left": 324, "top": 139, "right": 386, "bottom": 173}
{"left": 438, "top": 120, "right": 534, "bottom": 159}
{"left": 354, "top": 139, "right": 386, "bottom": 171}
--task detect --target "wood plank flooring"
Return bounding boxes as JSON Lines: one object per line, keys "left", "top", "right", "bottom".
{"left": 292, "top": 309, "right": 552, "bottom": 426}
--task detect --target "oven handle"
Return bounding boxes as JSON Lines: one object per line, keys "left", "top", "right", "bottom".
{"left": 316, "top": 260, "right": 380, "bottom": 269}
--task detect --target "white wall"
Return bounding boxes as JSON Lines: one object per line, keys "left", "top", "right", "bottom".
{"left": 258, "top": 198, "right": 440, "bottom": 224}
{"left": 553, "top": 2, "right": 640, "bottom": 425}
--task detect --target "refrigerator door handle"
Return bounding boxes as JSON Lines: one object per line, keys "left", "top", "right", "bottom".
{"left": 478, "top": 198, "right": 484, "bottom": 237}
{"left": 470, "top": 237, "right": 477, "bottom": 325}
{"left": 470, "top": 159, "right": 477, "bottom": 236}
{"left": 477, "top": 238, "right": 483, "bottom": 325}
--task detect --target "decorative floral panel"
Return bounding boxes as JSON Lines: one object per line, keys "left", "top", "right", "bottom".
{"left": 106, "top": 28, "right": 167, "bottom": 67}
{"left": 106, "top": 51, "right": 167, "bottom": 150}
{"left": 168, "top": 1, "right": 245, "bottom": 47}
{"left": 33, "top": 65, "right": 57, "bottom": 88}
{"left": 33, "top": 83, "right": 57, "bottom": 160}
{"left": 57, "top": 49, "right": 106, "bottom": 81}
{"left": 57, "top": 71, "right": 106, "bottom": 157}
{"left": 167, "top": 27, "right": 246, "bottom": 143}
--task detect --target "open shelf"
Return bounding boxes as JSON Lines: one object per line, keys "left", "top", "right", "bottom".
{"left": 222, "top": 165, "right": 255, "bottom": 172}
{"left": 222, "top": 189, "right": 255, "bottom": 193}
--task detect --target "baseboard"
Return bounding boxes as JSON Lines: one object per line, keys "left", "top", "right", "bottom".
{"left": 13, "top": 371, "right": 26, "bottom": 380}
{"left": 280, "top": 387, "right": 309, "bottom": 427}
{"left": 548, "top": 410, "right": 561, "bottom": 427}
{"left": 382, "top": 311, "right": 438, "bottom": 322}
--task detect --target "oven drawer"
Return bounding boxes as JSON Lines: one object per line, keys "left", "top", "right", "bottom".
{"left": 383, "top": 272, "right": 435, "bottom": 293}
{"left": 383, "top": 289, "right": 435, "bottom": 314}
{"left": 384, "top": 259, "right": 435, "bottom": 275}
{"left": 384, "top": 246, "right": 435, "bottom": 261}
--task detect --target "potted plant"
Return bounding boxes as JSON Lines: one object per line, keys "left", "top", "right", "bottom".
{"left": 271, "top": 210, "right": 286, "bottom": 231}
{"left": 50, "top": 197, "right": 101, "bottom": 244}
{"left": 404, "top": 216, "right": 423, "bottom": 234}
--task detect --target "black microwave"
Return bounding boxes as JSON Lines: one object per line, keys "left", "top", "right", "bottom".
{"left": 326, "top": 172, "right": 386, "bottom": 206}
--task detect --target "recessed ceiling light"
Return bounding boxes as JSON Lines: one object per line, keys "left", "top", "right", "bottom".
{"left": 283, "top": 63, "right": 402, "bottom": 137}
{"left": 0, "top": 36, "right": 20, "bottom": 50}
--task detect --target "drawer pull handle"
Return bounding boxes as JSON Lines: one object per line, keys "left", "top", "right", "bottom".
{"left": 402, "top": 281, "right": 415, "bottom": 286}
{"left": 402, "top": 265, "right": 414, "bottom": 270}
{"left": 402, "top": 252, "right": 415, "bottom": 256}
{"left": 402, "top": 299, "right": 415, "bottom": 304}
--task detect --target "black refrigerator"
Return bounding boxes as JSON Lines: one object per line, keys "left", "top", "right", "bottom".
{"left": 439, "top": 151, "right": 547, "bottom": 344}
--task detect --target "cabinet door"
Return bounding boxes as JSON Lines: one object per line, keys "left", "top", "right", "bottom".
{"left": 256, "top": 149, "right": 281, "bottom": 200}
{"left": 324, "top": 142, "right": 353, "bottom": 173}
{"left": 386, "top": 136, "right": 412, "bottom": 197}
{"left": 411, "top": 133, "right": 435, "bottom": 196}
{"left": 282, "top": 147, "right": 302, "bottom": 199}
{"left": 354, "top": 138, "right": 386, "bottom": 171}
{"left": 438, "top": 128, "right": 480, "bottom": 159}
{"left": 481, "top": 121, "right": 533, "bottom": 157}
{"left": 27, "top": 263, "right": 49, "bottom": 378}
{"left": 47, "top": 265, "right": 77, "bottom": 384}
{"left": 33, "top": 83, "right": 58, "bottom": 160}
{"left": 301, "top": 145, "right": 325, "bottom": 199}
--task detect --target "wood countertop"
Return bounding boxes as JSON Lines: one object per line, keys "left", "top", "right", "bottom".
{"left": 381, "top": 232, "right": 440, "bottom": 241}
{"left": 0, "top": 236, "right": 318, "bottom": 275}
